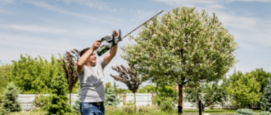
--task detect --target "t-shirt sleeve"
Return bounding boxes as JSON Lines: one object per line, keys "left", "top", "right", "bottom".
{"left": 99, "top": 59, "right": 106, "bottom": 70}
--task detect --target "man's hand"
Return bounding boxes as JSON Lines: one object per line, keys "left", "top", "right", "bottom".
{"left": 114, "top": 30, "right": 119, "bottom": 37}
{"left": 91, "top": 39, "right": 101, "bottom": 50}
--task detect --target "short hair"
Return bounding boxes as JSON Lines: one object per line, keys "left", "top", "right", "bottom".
{"left": 80, "top": 47, "right": 90, "bottom": 57}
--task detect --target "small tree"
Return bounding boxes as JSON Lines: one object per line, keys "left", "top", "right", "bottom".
{"left": 0, "top": 82, "right": 22, "bottom": 115}
{"left": 105, "top": 88, "right": 118, "bottom": 106}
{"left": 121, "top": 6, "right": 237, "bottom": 115}
{"left": 59, "top": 49, "right": 80, "bottom": 105}
{"left": 227, "top": 72, "right": 261, "bottom": 108}
{"left": 261, "top": 78, "right": 271, "bottom": 112}
{"left": 110, "top": 63, "right": 148, "bottom": 113}
{"left": 46, "top": 72, "right": 72, "bottom": 115}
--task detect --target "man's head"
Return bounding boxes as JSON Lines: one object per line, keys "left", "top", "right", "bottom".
{"left": 80, "top": 47, "right": 97, "bottom": 65}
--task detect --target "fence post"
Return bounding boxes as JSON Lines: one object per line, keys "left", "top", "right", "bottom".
{"left": 123, "top": 93, "right": 126, "bottom": 105}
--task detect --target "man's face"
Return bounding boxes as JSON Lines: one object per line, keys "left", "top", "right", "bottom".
{"left": 88, "top": 52, "right": 97, "bottom": 64}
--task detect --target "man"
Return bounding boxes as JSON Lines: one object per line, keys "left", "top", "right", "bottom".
{"left": 77, "top": 30, "right": 119, "bottom": 115}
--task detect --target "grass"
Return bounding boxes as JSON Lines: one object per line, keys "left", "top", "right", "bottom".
{"left": 6, "top": 107, "right": 264, "bottom": 115}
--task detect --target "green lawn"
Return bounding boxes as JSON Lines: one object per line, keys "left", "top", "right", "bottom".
{"left": 6, "top": 108, "right": 264, "bottom": 115}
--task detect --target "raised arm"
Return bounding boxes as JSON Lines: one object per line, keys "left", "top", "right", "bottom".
{"left": 103, "top": 30, "right": 119, "bottom": 66}
{"left": 77, "top": 40, "right": 101, "bottom": 73}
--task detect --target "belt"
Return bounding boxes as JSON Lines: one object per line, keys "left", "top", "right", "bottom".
{"left": 88, "top": 102, "right": 104, "bottom": 106}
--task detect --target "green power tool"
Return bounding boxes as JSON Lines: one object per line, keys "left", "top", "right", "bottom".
{"left": 96, "top": 10, "right": 164, "bottom": 56}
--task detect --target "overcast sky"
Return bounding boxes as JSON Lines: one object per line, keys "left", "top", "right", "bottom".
{"left": 0, "top": 0, "right": 270, "bottom": 88}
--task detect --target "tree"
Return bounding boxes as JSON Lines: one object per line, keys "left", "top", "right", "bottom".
{"left": 0, "top": 62, "right": 13, "bottom": 94}
{"left": 227, "top": 72, "right": 262, "bottom": 108}
{"left": 184, "top": 82, "right": 227, "bottom": 112}
{"left": 110, "top": 63, "right": 148, "bottom": 113}
{"left": 104, "top": 87, "right": 118, "bottom": 106}
{"left": 0, "top": 82, "right": 22, "bottom": 115}
{"left": 10, "top": 54, "right": 60, "bottom": 94}
{"left": 121, "top": 6, "right": 237, "bottom": 114}
{"left": 59, "top": 49, "right": 80, "bottom": 105}
{"left": 46, "top": 72, "right": 72, "bottom": 115}
{"left": 261, "top": 78, "right": 271, "bottom": 112}
{"left": 250, "top": 68, "right": 271, "bottom": 94}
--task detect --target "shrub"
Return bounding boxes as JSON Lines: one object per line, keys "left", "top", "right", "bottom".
{"left": 104, "top": 88, "right": 118, "bottom": 106}
{"left": 261, "top": 78, "right": 271, "bottom": 112}
{"left": 0, "top": 82, "right": 22, "bottom": 115}
{"left": 33, "top": 94, "right": 50, "bottom": 109}
{"left": 46, "top": 72, "right": 72, "bottom": 115}
{"left": 160, "top": 98, "right": 174, "bottom": 113}
{"left": 259, "top": 111, "right": 271, "bottom": 115}
{"left": 235, "top": 109, "right": 257, "bottom": 115}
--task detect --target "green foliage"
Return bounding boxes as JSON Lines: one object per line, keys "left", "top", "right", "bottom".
{"left": 10, "top": 54, "right": 60, "bottom": 94}
{"left": 160, "top": 98, "right": 174, "bottom": 113}
{"left": 184, "top": 82, "right": 227, "bottom": 111}
{"left": 33, "top": 94, "right": 50, "bottom": 110}
{"left": 106, "top": 82, "right": 127, "bottom": 96}
{"left": 121, "top": 106, "right": 134, "bottom": 114}
{"left": 126, "top": 100, "right": 135, "bottom": 106}
{"left": 234, "top": 109, "right": 257, "bottom": 115}
{"left": 46, "top": 72, "right": 72, "bottom": 115}
{"left": 105, "top": 106, "right": 120, "bottom": 113}
{"left": 0, "top": 62, "right": 13, "bottom": 94}
{"left": 105, "top": 82, "right": 127, "bottom": 104}
{"left": 72, "top": 89, "right": 80, "bottom": 114}
{"left": 105, "top": 88, "right": 118, "bottom": 106}
{"left": 0, "top": 94, "right": 2, "bottom": 104}
{"left": 227, "top": 71, "right": 262, "bottom": 108}
{"left": 259, "top": 111, "right": 271, "bottom": 115}
{"left": 250, "top": 68, "right": 271, "bottom": 94}
{"left": 0, "top": 82, "right": 22, "bottom": 115}
{"left": 138, "top": 84, "right": 156, "bottom": 93}
{"left": 154, "top": 85, "right": 177, "bottom": 106}
{"left": 261, "top": 78, "right": 271, "bottom": 112}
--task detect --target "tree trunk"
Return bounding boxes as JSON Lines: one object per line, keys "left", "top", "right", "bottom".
{"left": 134, "top": 93, "right": 136, "bottom": 113}
{"left": 199, "top": 100, "right": 202, "bottom": 115}
{"left": 69, "top": 91, "right": 71, "bottom": 105}
{"left": 178, "top": 84, "right": 184, "bottom": 115}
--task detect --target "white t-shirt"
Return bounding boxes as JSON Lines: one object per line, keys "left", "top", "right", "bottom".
{"left": 77, "top": 59, "right": 106, "bottom": 102}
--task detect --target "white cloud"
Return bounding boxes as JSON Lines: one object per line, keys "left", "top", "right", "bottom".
{"left": 26, "top": 0, "right": 117, "bottom": 25}
{"left": 206, "top": 4, "right": 227, "bottom": 9}
{"left": 0, "top": 24, "right": 66, "bottom": 33}
{"left": 57, "top": 0, "right": 110, "bottom": 10}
